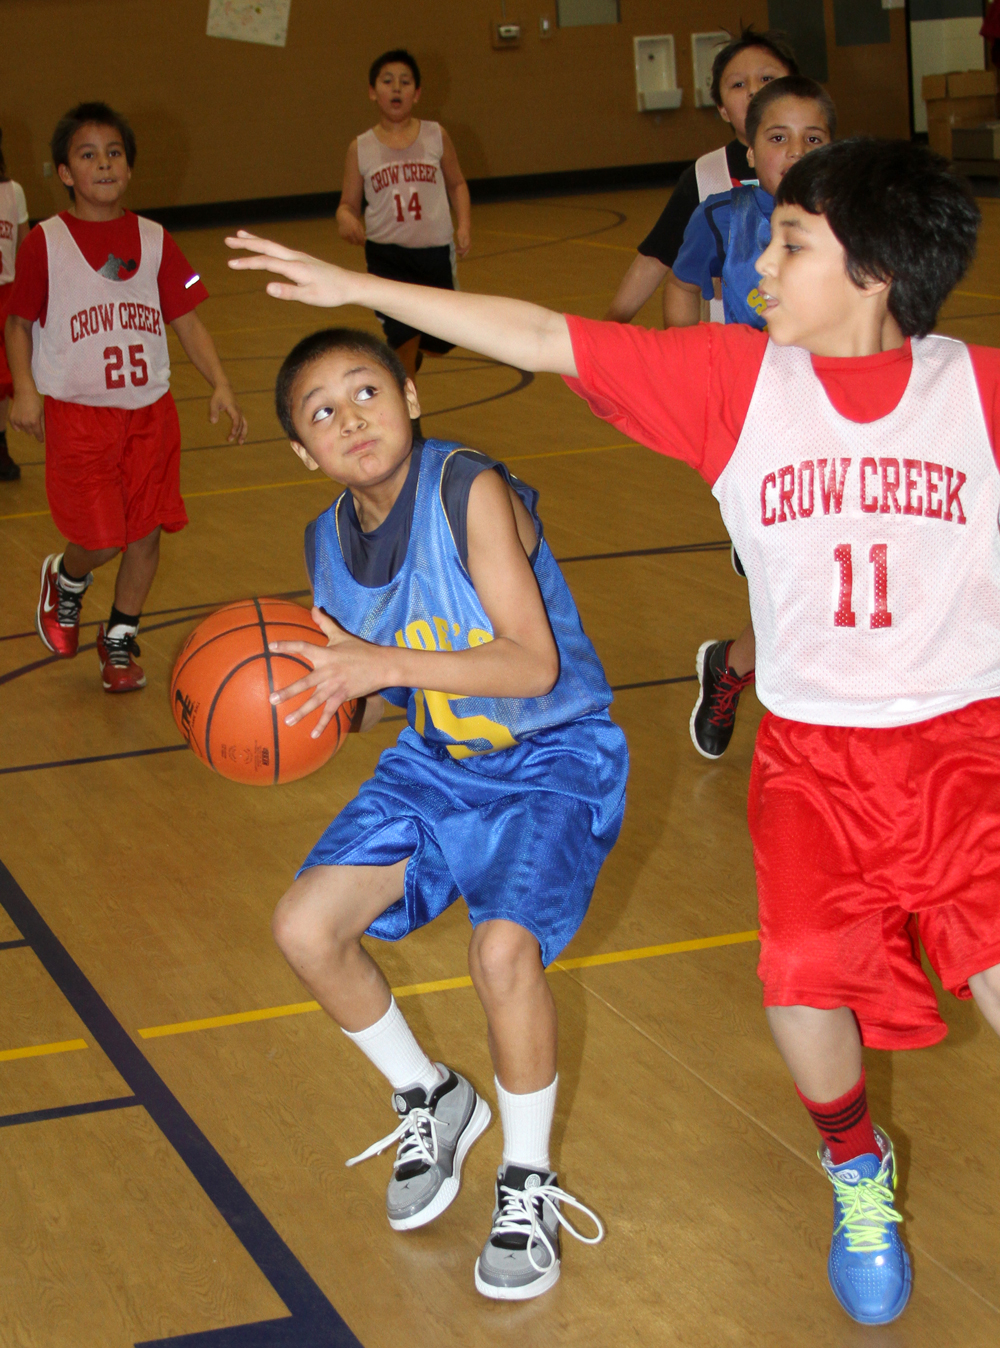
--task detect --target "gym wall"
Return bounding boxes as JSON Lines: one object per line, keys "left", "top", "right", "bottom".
{"left": 0, "top": 0, "right": 910, "bottom": 217}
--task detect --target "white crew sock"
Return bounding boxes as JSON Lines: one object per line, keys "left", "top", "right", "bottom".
{"left": 495, "top": 1075, "right": 558, "bottom": 1171}
{"left": 342, "top": 998, "right": 445, "bottom": 1094}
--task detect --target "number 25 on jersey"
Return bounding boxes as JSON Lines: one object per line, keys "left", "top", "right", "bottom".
{"left": 834, "top": 543, "right": 891, "bottom": 629}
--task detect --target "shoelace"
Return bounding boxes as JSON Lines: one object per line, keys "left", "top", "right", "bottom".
{"left": 55, "top": 583, "right": 85, "bottom": 628}
{"left": 492, "top": 1181, "right": 605, "bottom": 1273}
{"left": 103, "top": 631, "right": 141, "bottom": 669}
{"left": 830, "top": 1169, "right": 903, "bottom": 1253}
{"left": 707, "top": 666, "right": 754, "bottom": 726}
{"left": 345, "top": 1107, "right": 439, "bottom": 1172}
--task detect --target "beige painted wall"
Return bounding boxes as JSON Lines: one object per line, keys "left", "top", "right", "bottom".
{"left": 0, "top": 0, "right": 909, "bottom": 217}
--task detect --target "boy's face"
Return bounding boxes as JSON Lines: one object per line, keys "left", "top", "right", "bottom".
{"left": 57, "top": 123, "right": 131, "bottom": 205}
{"left": 746, "top": 97, "right": 832, "bottom": 197}
{"left": 289, "top": 350, "right": 421, "bottom": 490}
{"left": 756, "top": 207, "right": 889, "bottom": 355}
{"left": 369, "top": 63, "right": 421, "bottom": 121}
{"left": 717, "top": 47, "right": 791, "bottom": 142}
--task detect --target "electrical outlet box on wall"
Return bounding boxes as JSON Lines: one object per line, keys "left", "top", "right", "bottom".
{"left": 491, "top": 18, "right": 521, "bottom": 49}
{"left": 634, "top": 35, "right": 682, "bottom": 112}
{"left": 692, "top": 31, "right": 729, "bottom": 108}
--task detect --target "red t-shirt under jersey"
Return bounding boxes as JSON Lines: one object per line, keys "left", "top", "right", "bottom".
{"left": 564, "top": 316, "right": 1000, "bottom": 481}
{"left": 9, "top": 210, "right": 209, "bottom": 327}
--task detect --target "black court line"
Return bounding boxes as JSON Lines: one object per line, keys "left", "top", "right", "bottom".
{"left": 0, "top": 1096, "right": 140, "bottom": 1129}
{"left": 0, "top": 859, "right": 362, "bottom": 1348}
{"left": 0, "top": 745, "right": 188, "bottom": 776}
{"left": 560, "top": 540, "right": 730, "bottom": 564}
{"left": 0, "top": 676, "right": 695, "bottom": 775}
{"left": 0, "top": 937, "right": 29, "bottom": 949}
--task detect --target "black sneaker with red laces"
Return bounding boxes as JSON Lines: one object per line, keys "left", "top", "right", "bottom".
{"left": 689, "top": 639, "right": 755, "bottom": 759}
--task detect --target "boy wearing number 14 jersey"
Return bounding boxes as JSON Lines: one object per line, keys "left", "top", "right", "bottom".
{"left": 5, "top": 102, "right": 246, "bottom": 692}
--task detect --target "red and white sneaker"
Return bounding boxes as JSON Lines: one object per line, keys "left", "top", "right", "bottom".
{"left": 36, "top": 553, "right": 91, "bottom": 658}
{"left": 96, "top": 622, "right": 146, "bottom": 693}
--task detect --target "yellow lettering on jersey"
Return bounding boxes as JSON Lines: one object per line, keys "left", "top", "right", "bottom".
{"left": 422, "top": 689, "right": 517, "bottom": 759}
{"left": 432, "top": 616, "right": 454, "bottom": 651}
{"left": 413, "top": 688, "right": 427, "bottom": 737}
{"left": 747, "top": 288, "right": 769, "bottom": 317}
{"left": 395, "top": 630, "right": 406, "bottom": 648}
{"left": 467, "top": 628, "right": 493, "bottom": 647}
{"left": 405, "top": 619, "right": 437, "bottom": 650}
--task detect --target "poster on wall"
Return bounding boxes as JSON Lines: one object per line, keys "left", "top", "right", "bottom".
{"left": 206, "top": 0, "right": 291, "bottom": 48}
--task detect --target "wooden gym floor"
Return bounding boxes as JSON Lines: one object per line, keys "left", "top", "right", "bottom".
{"left": 1, "top": 188, "right": 999, "bottom": 1348}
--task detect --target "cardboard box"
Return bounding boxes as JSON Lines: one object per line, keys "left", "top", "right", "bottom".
{"left": 952, "top": 122, "right": 1000, "bottom": 161}
{"left": 925, "top": 94, "right": 999, "bottom": 159}
{"left": 922, "top": 69, "right": 997, "bottom": 101}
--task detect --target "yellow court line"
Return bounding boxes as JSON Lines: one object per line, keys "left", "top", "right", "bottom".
{"left": 0, "top": 1037, "right": 87, "bottom": 1062}
{"left": 136, "top": 929, "right": 759, "bottom": 1040}
{"left": 0, "top": 507, "right": 50, "bottom": 522}
{"left": 953, "top": 290, "right": 1000, "bottom": 301}
{"left": 0, "top": 445, "right": 637, "bottom": 522}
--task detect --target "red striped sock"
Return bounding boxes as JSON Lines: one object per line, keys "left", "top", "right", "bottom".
{"left": 796, "top": 1071, "right": 879, "bottom": 1165}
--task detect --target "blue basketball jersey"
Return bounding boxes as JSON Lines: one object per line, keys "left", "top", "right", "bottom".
{"left": 308, "top": 439, "right": 613, "bottom": 758}
{"left": 721, "top": 185, "right": 774, "bottom": 328}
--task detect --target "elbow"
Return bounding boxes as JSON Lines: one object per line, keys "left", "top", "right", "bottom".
{"left": 527, "top": 648, "right": 560, "bottom": 698}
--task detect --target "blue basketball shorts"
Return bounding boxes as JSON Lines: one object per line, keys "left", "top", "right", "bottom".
{"left": 298, "top": 711, "right": 629, "bottom": 966}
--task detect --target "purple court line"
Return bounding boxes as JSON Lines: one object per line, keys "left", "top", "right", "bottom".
{"left": 0, "top": 677, "right": 693, "bottom": 776}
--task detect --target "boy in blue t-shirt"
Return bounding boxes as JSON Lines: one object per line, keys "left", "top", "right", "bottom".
{"left": 264, "top": 327, "right": 626, "bottom": 1301}
{"left": 672, "top": 75, "right": 835, "bottom": 759}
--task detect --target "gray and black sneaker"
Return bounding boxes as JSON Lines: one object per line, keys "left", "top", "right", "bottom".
{"left": 474, "top": 1164, "right": 604, "bottom": 1301}
{"left": 346, "top": 1066, "right": 490, "bottom": 1232}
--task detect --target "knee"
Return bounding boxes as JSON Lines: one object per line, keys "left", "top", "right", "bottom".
{"left": 271, "top": 883, "right": 347, "bottom": 965}
{"left": 469, "top": 921, "right": 542, "bottom": 1001}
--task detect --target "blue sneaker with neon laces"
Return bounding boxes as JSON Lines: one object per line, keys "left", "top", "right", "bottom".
{"left": 821, "top": 1126, "right": 911, "bottom": 1325}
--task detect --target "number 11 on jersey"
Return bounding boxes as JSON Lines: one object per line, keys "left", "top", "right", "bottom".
{"left": 834, "top": 543, "right": 892, "bottom": 629}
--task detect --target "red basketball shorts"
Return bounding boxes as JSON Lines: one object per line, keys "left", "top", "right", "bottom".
{"left": 749, "top": 697, "right": 1000, "bottom": 1050}
{"left": 44, "top": 392, "right": 188, "bottom": 551}
{"left": 0, "top": 282, "right": 13, "bottom": 401}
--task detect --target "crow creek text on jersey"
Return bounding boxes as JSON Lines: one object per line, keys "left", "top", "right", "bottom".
{"left": 760, "top": 457, "right": 967, "bottom": 526}
{"left": 69, "top": 300, "right": 164, "bottom": 343}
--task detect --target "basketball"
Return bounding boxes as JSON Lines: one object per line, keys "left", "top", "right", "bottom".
{"left": 170, "top": 598, "right": 356, "bottom": 785}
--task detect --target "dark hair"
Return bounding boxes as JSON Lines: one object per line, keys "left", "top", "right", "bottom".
{"left": 0, "top": 128, "right": 7, "bottom": 182}
{"left": 745, "top": 75, "right": 837, "bottom": 147}
{"left": 276, "top": 328, "right": 408, "bottom": 439}
{"left": 710, "top": 26, "right": 798, "bottom": 107}
{"left": 51, "top": 102, "right": 136, "bottom": 200}
{"left": 775, "top": 138, "right": 980, "bottom": 338}
{"left": 369, "top": 49, "right": 421, "bottom": 89}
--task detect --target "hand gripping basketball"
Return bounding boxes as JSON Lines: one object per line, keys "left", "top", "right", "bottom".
{"left": 170, "top": 599, "right": 357, "bottom": 786}
{"left": 268, "top": 607, "right": 376, "bottom": 736}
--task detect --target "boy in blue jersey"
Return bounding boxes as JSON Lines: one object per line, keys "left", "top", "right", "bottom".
{"left": 265, "top": 327, "right": 626, "bottom": 1300}
{"left": 672, "top": 76, "right": 835, "bottom": 760}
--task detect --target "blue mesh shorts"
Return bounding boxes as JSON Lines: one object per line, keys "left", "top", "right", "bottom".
{"left": 298, "top": 712, "right": 628, "bottom": 966}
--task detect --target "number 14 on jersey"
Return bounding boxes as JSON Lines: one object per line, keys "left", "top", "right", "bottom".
{"left": 834, "top": 543, "right": 891, "bottom": 629}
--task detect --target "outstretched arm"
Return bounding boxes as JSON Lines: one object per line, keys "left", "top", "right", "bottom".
{"left": 226, "top": 232, "right": 577, "bottom": 375}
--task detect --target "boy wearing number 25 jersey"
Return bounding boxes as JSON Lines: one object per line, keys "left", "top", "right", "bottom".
{"left": 5, "top": 101, "right": 246, "bottom": 693}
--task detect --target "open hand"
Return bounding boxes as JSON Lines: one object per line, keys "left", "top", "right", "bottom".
{"left": 268, "top": 607, "right": 386, "bottom": 737}
{"left": 9, "top": 389, "right": 44, "bottom": 442}
{"left": 225, "top": 232, "right": 358, "bottom": 308}
{"left": 209, "top": 382, "right": 248, "bottom": 444}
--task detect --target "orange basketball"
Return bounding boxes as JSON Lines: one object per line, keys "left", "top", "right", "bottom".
{"left": 170, "top": 598, "right": 356, "bottom": 785}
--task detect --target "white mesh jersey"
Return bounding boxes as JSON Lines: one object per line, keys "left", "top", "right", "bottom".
{"left": 695, "top": 147, "right": 731, "bottom": 323}
{"left": 357, "top": 122, "right": 454, "bottom": 247}
{"left": 31, "top": 214, "right": 170, "bottom": 408}
{"left": 714, "top": 336, "right": 1000, "bottom": 727}
{"left": 0, "top": 180, "right": 18, "bottom": 284}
